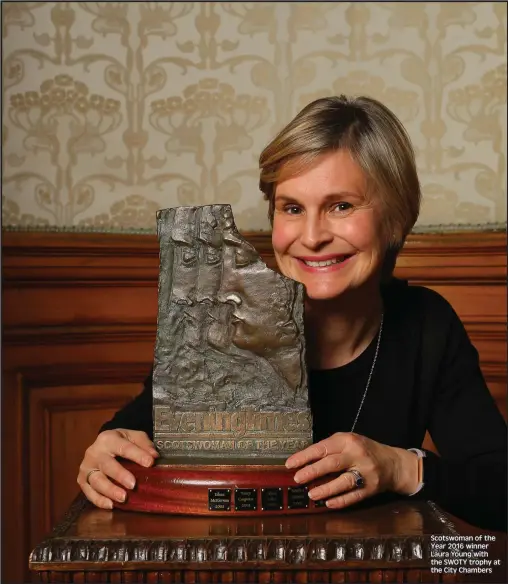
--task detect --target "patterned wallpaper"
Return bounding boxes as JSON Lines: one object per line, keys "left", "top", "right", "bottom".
{"left": 2, "top": 2, "right": 506, "bottom": 233}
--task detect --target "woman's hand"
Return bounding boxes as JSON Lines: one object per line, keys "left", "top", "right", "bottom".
{"left": 285, "top": 432, "right": 419, "bottom": 509}
{"left": 77, "top": 429, "right": 159, "bottom": 509}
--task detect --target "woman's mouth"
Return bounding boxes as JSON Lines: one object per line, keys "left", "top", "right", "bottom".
{"left": 296, "top": 254, "right": 354, "bottom": 271}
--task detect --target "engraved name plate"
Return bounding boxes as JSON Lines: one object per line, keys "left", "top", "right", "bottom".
{"left": 288, "top": 486, "right": 309, "bottom": 510}
{"left": 152, "top": 205, "right": 313, "bottom": 462}
{"left": 235, "top": 488, "right": 257, "bottom": 511}
{"left": 208, "top": 489, "right": 231, "bottom": 511}
{"left": 261, "top": 488, "right": 283, "bottom": 511}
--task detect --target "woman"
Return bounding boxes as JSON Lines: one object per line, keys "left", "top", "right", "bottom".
{"left": 77, "top": 96, "right": 507, "bottom": 532}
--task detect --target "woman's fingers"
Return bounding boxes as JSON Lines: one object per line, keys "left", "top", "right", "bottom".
{"left": 308, "top": 470, "right": 370, "bottom": 508}
{"left": 286, "top": 441, "right": 329, "bottom": 470}
{"left": 308, "top": 469, "right": 361, "bottom": 499}
{"left": 77, "top": 458, "right": 131, "bottom": 504}
{"left": 104, "top": 433, "right": 156, "bottom": 468}
{"left": 86, "top": 468, "right": 128, "bottom": 503}
{"left": 80, "top": 480, "right": 114, "bottom": 510}
{"left": 284, "top": 433, "right": 402, "bottom": 511}
{"left": 320, "top": 474, "right": 370, "bottom": 509}
{"left": 78, "top": 429, "right": 159, "bottom": 508}
{"left": 119, "top": 430, "right": 159, "bottom": 458}
{"left": 286, "top": 433, "right": 348, "bottom": 470}
{"left": 97, "top": 454, "right": 137, "bottom": 491}
{"left": 293, "top": 452, "right": 351, "bottom": 484}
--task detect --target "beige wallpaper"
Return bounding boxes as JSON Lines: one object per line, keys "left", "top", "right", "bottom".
{"left": 2, "top": 2, "right": 506, "bottom": 233}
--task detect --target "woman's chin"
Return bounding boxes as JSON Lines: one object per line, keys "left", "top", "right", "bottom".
{"left": 304, "top": 285, "right": 346, "bottom": 302}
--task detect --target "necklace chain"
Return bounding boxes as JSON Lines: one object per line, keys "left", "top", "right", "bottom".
{"left": 350, "top": 313, "right": 384, "bottom": 433}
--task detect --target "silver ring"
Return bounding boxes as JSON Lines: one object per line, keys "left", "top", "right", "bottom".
{"left": 349, "top": 469, "right": 365, "bottom": 489}
{"left": 86, "top": 468, "right": 101, "bottom": 485}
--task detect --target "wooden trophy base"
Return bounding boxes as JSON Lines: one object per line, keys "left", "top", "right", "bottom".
{"left": 115, "top": 460, "right": 330, "bottom": 516}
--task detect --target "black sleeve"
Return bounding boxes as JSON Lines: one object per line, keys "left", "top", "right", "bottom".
{"left": 415, "top": 298, "right": 507, "bottom": 532}
{"left": 100, "top": 370, "right": 154, "bottom": 440}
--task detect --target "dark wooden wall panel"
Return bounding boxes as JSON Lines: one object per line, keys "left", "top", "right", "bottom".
{"left": 29, "top": 381, "right": 144, "bottom": 552}
{"left": 2, "top": 230, "right": 506, "bottom": 584}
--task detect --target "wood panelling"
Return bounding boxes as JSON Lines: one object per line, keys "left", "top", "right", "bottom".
{"left": 2, "top": 230, "right": 506, "bottom": 584}
{"left": 28, "top": 379, "right": 144, "bottom": 547}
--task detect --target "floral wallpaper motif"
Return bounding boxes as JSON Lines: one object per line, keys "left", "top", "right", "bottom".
{"left": 2, "top": 2, "right": 506, "bottom": 232}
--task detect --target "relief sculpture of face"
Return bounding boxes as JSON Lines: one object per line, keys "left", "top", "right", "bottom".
{"left": 216, "top": 208, "right": 305, "bottom": 398}
{"left": 216, "top": 207, "right": 258, "bottom": 339}
{"left": 218, "top": 207, "right": 298, "bottom": 351}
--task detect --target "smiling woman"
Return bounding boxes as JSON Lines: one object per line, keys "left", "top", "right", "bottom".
{"left": 77, "top": 96, "right": 507, "bottom": 534}
{"left": 259, "top": 96, "right": 420, "bottom": 369}
{"left": 256, "top": 96, "right": 506, "bottom": 529}
{"left": 271, "top": 150, "right": 386, "bottom": 302}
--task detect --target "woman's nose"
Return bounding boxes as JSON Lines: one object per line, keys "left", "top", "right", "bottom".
{"left": 299, "top": 215, "right": 333, "bottom": 249}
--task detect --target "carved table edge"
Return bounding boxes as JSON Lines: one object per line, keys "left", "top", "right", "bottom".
{"left": 426, "top": 501, "right": 459, "bottom": 536}
{"left": 48, "top": 493, "right": 90, "bottom": 538}
{"left": 30, "top": 495, "right": 459, "bottom": 568}
{"left": 30, "top": 536, "right": 430, "bottom": 566}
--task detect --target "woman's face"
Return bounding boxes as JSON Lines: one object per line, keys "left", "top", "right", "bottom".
{"left": 272, "top": 149, "right": 386, "bottom": 301}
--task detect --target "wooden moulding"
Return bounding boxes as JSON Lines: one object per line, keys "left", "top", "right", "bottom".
{"left": 29, "top": 493, "right": 461, "bottom": 575}
{"left": 115, "top": 461, "right": 331, "bottom": 516}
{"left": 3, "top": 230, "right": 506, "bottom": 284}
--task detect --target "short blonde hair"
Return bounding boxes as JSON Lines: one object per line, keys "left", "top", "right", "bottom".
{"left": 259, "top": 96, "right": 421, "bottom": 275}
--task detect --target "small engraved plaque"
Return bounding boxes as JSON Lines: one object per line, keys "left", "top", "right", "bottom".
{"left": 314, "top": 499, "right": 327, "bottom": 508}
{"left": 235, "top": 488, "right": 257, "bottom": 511}
{"left": 261, "top": 487, "right": 283, "bottom": 511}
{"left": 208, "top": 489, "right": 231, "bottom": 511}
{"left": 288, "top": 486, "right": 309, "bottom": 509}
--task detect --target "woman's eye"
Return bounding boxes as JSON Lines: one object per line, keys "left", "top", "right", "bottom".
{"left": 332, "top": 202, "right": 353, "bottom": 213}
{"left": 284, "top": 205, "right": 302, "bottom": 215}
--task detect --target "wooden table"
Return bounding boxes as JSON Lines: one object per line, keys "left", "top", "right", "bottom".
{"left": 29, "top": 494, "right": 505, "bottom": 583}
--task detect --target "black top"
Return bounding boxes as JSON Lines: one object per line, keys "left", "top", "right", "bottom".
{"left": 101, "top": 279, "right": 507, "bottom": 532}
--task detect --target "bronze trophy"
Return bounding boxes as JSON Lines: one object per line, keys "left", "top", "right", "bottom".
{"left": 118, "top": 205, "right": 327, "bottom": 515}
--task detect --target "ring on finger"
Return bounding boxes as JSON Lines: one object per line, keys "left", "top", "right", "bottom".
{"left": 348, "top": 469, "right": 365, "bottom": 489}
{"left": 86, "top": 468, "right": 101, "bottom": 485}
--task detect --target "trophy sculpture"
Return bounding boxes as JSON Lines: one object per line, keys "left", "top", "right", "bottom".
{"left": 118, "top": 205, "right": 328, "bottom": 515}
